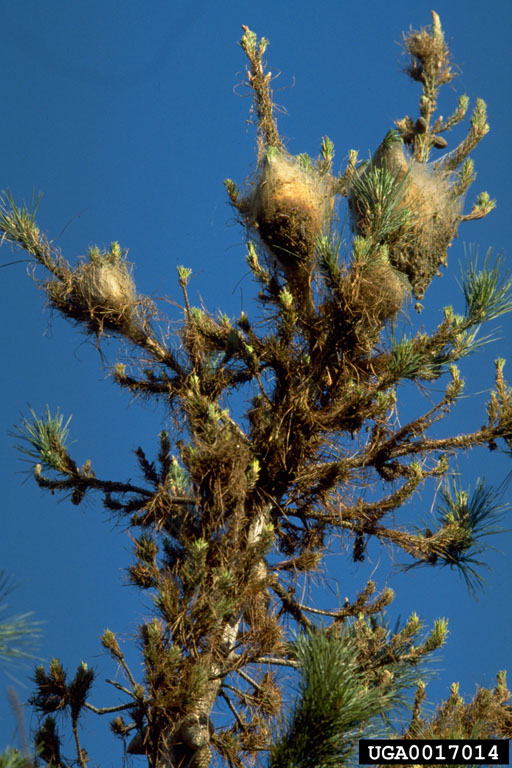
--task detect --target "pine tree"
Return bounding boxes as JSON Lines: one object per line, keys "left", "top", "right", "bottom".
{"left": 2, "top": 11, "right": 512, "bottom": 768}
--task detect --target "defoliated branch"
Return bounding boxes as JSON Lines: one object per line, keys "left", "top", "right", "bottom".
{"left": 239, "top": 26, "right": 283, "bottom": 159}
{"left": 270, "top": 580, "right": 314, "bottom": 631}
{"left": 83, "top": 701, "right": 134, "bottom": 715}
{"left": 375, "top": 424, "right": 508, "bottom": 462}
{"left": 255, "top": 656, "right": 300, "bottom": 669}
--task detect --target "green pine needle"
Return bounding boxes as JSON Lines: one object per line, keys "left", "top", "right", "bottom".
{"left": 317, "top": 236, "right": 342, "bottom": 283}
{"left": 351, "top": 164, "right": 412, "bottom": 242}
{"left": 406, "top": 478, "right": 508, "bottom": 597}
{"left": 270, "top": 628, "right": 422, "bottom": 768}
{"left": 437, "top": 478, "right": 507, "bottom": 590}
{"left": 13, "top": 406, "right": 72, "bottom": 472}
{"left": 435, "top": 326, "right": 494, "bottom": 366}
{"left": 321, "top": 135, "right": 335, "bottom": 166}
{"left": 0, "top": 189, "right": 42, "bottom": 250}
{"left": 0, "top": 572, "right": 41, "bottom": 667}
{"left": 0, "top": 747, "right": 33, "bottom": 768}
{"left": 389, "top": 320, "right": 495, "bottom": 383}
{"left": 461, "top": 248, "right": 512, "bottom": 325}
{"left": 389, "top": 335, "right": 439, "bottom": 380}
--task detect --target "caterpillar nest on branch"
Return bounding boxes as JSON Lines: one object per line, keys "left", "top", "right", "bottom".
{"left": 349, "top": 133, "right": 463, "bottom": 300}
{"left": 333, "top": 241, "right": 410, "bottom": 356}
{"left": 77, "top": 254, "right": 135, "bottom": 312}
{"left": 241, "top": 149, "right": 335, "bottom": 296}
{"left": 355, "top": 252, "right": 409, "bottom": 327}
{"left": 46, "top": 243, "right": 148, "bottom": 335}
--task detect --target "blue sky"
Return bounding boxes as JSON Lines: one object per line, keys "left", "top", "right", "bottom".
{"left": 1, "top": 1, "right": 511, "bottom": 764}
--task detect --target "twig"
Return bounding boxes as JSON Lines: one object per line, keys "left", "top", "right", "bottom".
{"left": 219, "top": 689, "right": 247, "bottom": 729}
{"left": 235, "top": 668, "right": 263, "bottom": 692}
{"left": 255, "top": 656, "right": 299, "bottom": 668}
{"left": 84, "top": 701, "right": 134, "bottom": 715}
{"left": 72, "top": 722, "right": 87, "bottom": 768}
{"left": 106, "top": 679, "right": 139, "bottom": 699}
{"left": 296, "top": 603, "right": 344, "bottom": 618}
{"left": 271, "top": 581, "right": 314, "bottom": 631}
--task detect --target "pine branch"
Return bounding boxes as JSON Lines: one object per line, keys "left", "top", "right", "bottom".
{"left": 269, "top": 627, "right": 426, "bottom": 768}
{"left": 83, "top": 701, "right": 134, "bottom": 715}
{"left": 239, "top": 26, "right": 282, "bottom": 160}
{"left": 270, "top": 580, "right": 314, "bottom": 631}
{"left": 402, "top": 11, "right": 456, "bottom": 161}
{"left": 438, "top": 99, "right": 490, "bottom": 172}
{"left": 461, "top": 248, "right": 512, "bottom": 324}
{"left": 401, "top": 478, "right": 509, "bottom": 595}
{"left": 0, "top": 190, "right": 65, "bottom": 278}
